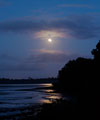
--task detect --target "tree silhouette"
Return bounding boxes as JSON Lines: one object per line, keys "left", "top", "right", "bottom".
{"left": 58, "top": 57, "right": 92, "bottom": 91}
{"left": 52, "top": 40, "right": 100, "bottom": 120}
{"left": 92, "top": 40, "right": 100, "bottom": 62}
{"left": 57, "top": 40, "right": 100, "bottom": 92}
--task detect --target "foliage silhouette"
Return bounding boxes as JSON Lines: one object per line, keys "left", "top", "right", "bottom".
{"left": 58, "top": 57, "right": 93, "bottom": 91}
{"left": 57, "top": 40, "right": 100, "bottom": 92}
{"left": 52, "top": 40, "right": 100, "bottom": 119}
{"left": 92, "top": 40, "right": 100, "bottom": 62}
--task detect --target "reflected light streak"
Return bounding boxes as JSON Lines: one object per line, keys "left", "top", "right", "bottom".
{"left": 39, "top": 83, "right": 53, "bottom": 87}
{"left": 40, "top": 94, "right": 62, "bottom": 104}
{"left": 44, "top": 89, "right": 54, "bottom": 93}
{"left": 40, "top": 99, "right": 52, "bottom": 104}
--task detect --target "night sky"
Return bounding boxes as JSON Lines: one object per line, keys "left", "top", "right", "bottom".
{"left": 0, "top": 0, "right": 100, "bottom": 78}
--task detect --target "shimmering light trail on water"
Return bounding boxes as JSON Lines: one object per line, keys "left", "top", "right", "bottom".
{"left": 0, "top": 84, "right": 61, "bottom": 109}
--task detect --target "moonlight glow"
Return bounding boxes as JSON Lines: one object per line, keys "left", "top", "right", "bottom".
{"left": 34, "top": 30, "right": 66, "bottom": 40}
{"left": 48, "top": 38, "right": 52, "bottom": 42}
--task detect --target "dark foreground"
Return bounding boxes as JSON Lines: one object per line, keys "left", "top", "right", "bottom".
{"left": 0, "top": 96, "right": 98, "bottom": 120}
{"left": 0, "top": 83, "right": 86, "bottom": 120}
{"left": 0, "top": 83, "right": 99, "bottom": 120}
{"left": 0, "top": 83, "right": 62, "bottom": 120}
{"left": 0, "top": 85, "right": 99, "bottom": 120}
{"left": 0, "top": 99, "right": 79, "bottom": 120}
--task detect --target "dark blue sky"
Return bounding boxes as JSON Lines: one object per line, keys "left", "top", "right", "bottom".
{"left": 0, "top": 0, "right": 100, "bottom": 78}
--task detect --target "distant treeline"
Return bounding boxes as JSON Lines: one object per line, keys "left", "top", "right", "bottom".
{"left": 0, "top": 77, "right": 57, "bottom": 84}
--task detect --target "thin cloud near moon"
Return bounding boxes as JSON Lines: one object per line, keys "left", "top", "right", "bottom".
{"left": 34, "top": 30, "right": 66, "bottom": 40}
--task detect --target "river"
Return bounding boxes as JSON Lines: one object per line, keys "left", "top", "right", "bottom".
{"left": 0, "top": 83, "right": 62, "bottom": 117}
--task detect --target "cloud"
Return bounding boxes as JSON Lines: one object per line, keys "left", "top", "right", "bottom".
{"left": 0, "top": 15, "right": 100, "bottom": 39}
{"left": 37, "top": 49, "right": 65, "bottom": 54}
{"left": 27, "top": 49, "right": 78, "bottom": 63}
{"left": 0, "top": 53, "right": 46, "bottom": 71}
{"left": 34, "top": 30, "right": 66, "bottom": 39}
{"left": 0, "top": 63, "right": 44, "bottom": 71}
{"left": 0, "top": 53, "right": 18, "bottom": 61}
{"left": 0, "top": 0, "right": 11, "bottom": 7}
{"left": 58, "top": 4, "right": 93, "bottom": 9}
{"left": 0, "top": 50, "right": 78, "bottom": 71}
{"left": 0, "top": 20, "right": 45, "bottom": 32}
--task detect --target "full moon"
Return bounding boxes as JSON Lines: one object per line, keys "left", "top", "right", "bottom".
{"left": 48, "top": 38, "right": 52, "bottom": 43}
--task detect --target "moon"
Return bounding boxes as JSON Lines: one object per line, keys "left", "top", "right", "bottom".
{"left": 48, "top": 38, "right": 52, "bottom": 43}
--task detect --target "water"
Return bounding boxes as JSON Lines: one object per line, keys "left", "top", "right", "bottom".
{"left": 0, "top": 83, "right": 62, "bottom": 117}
